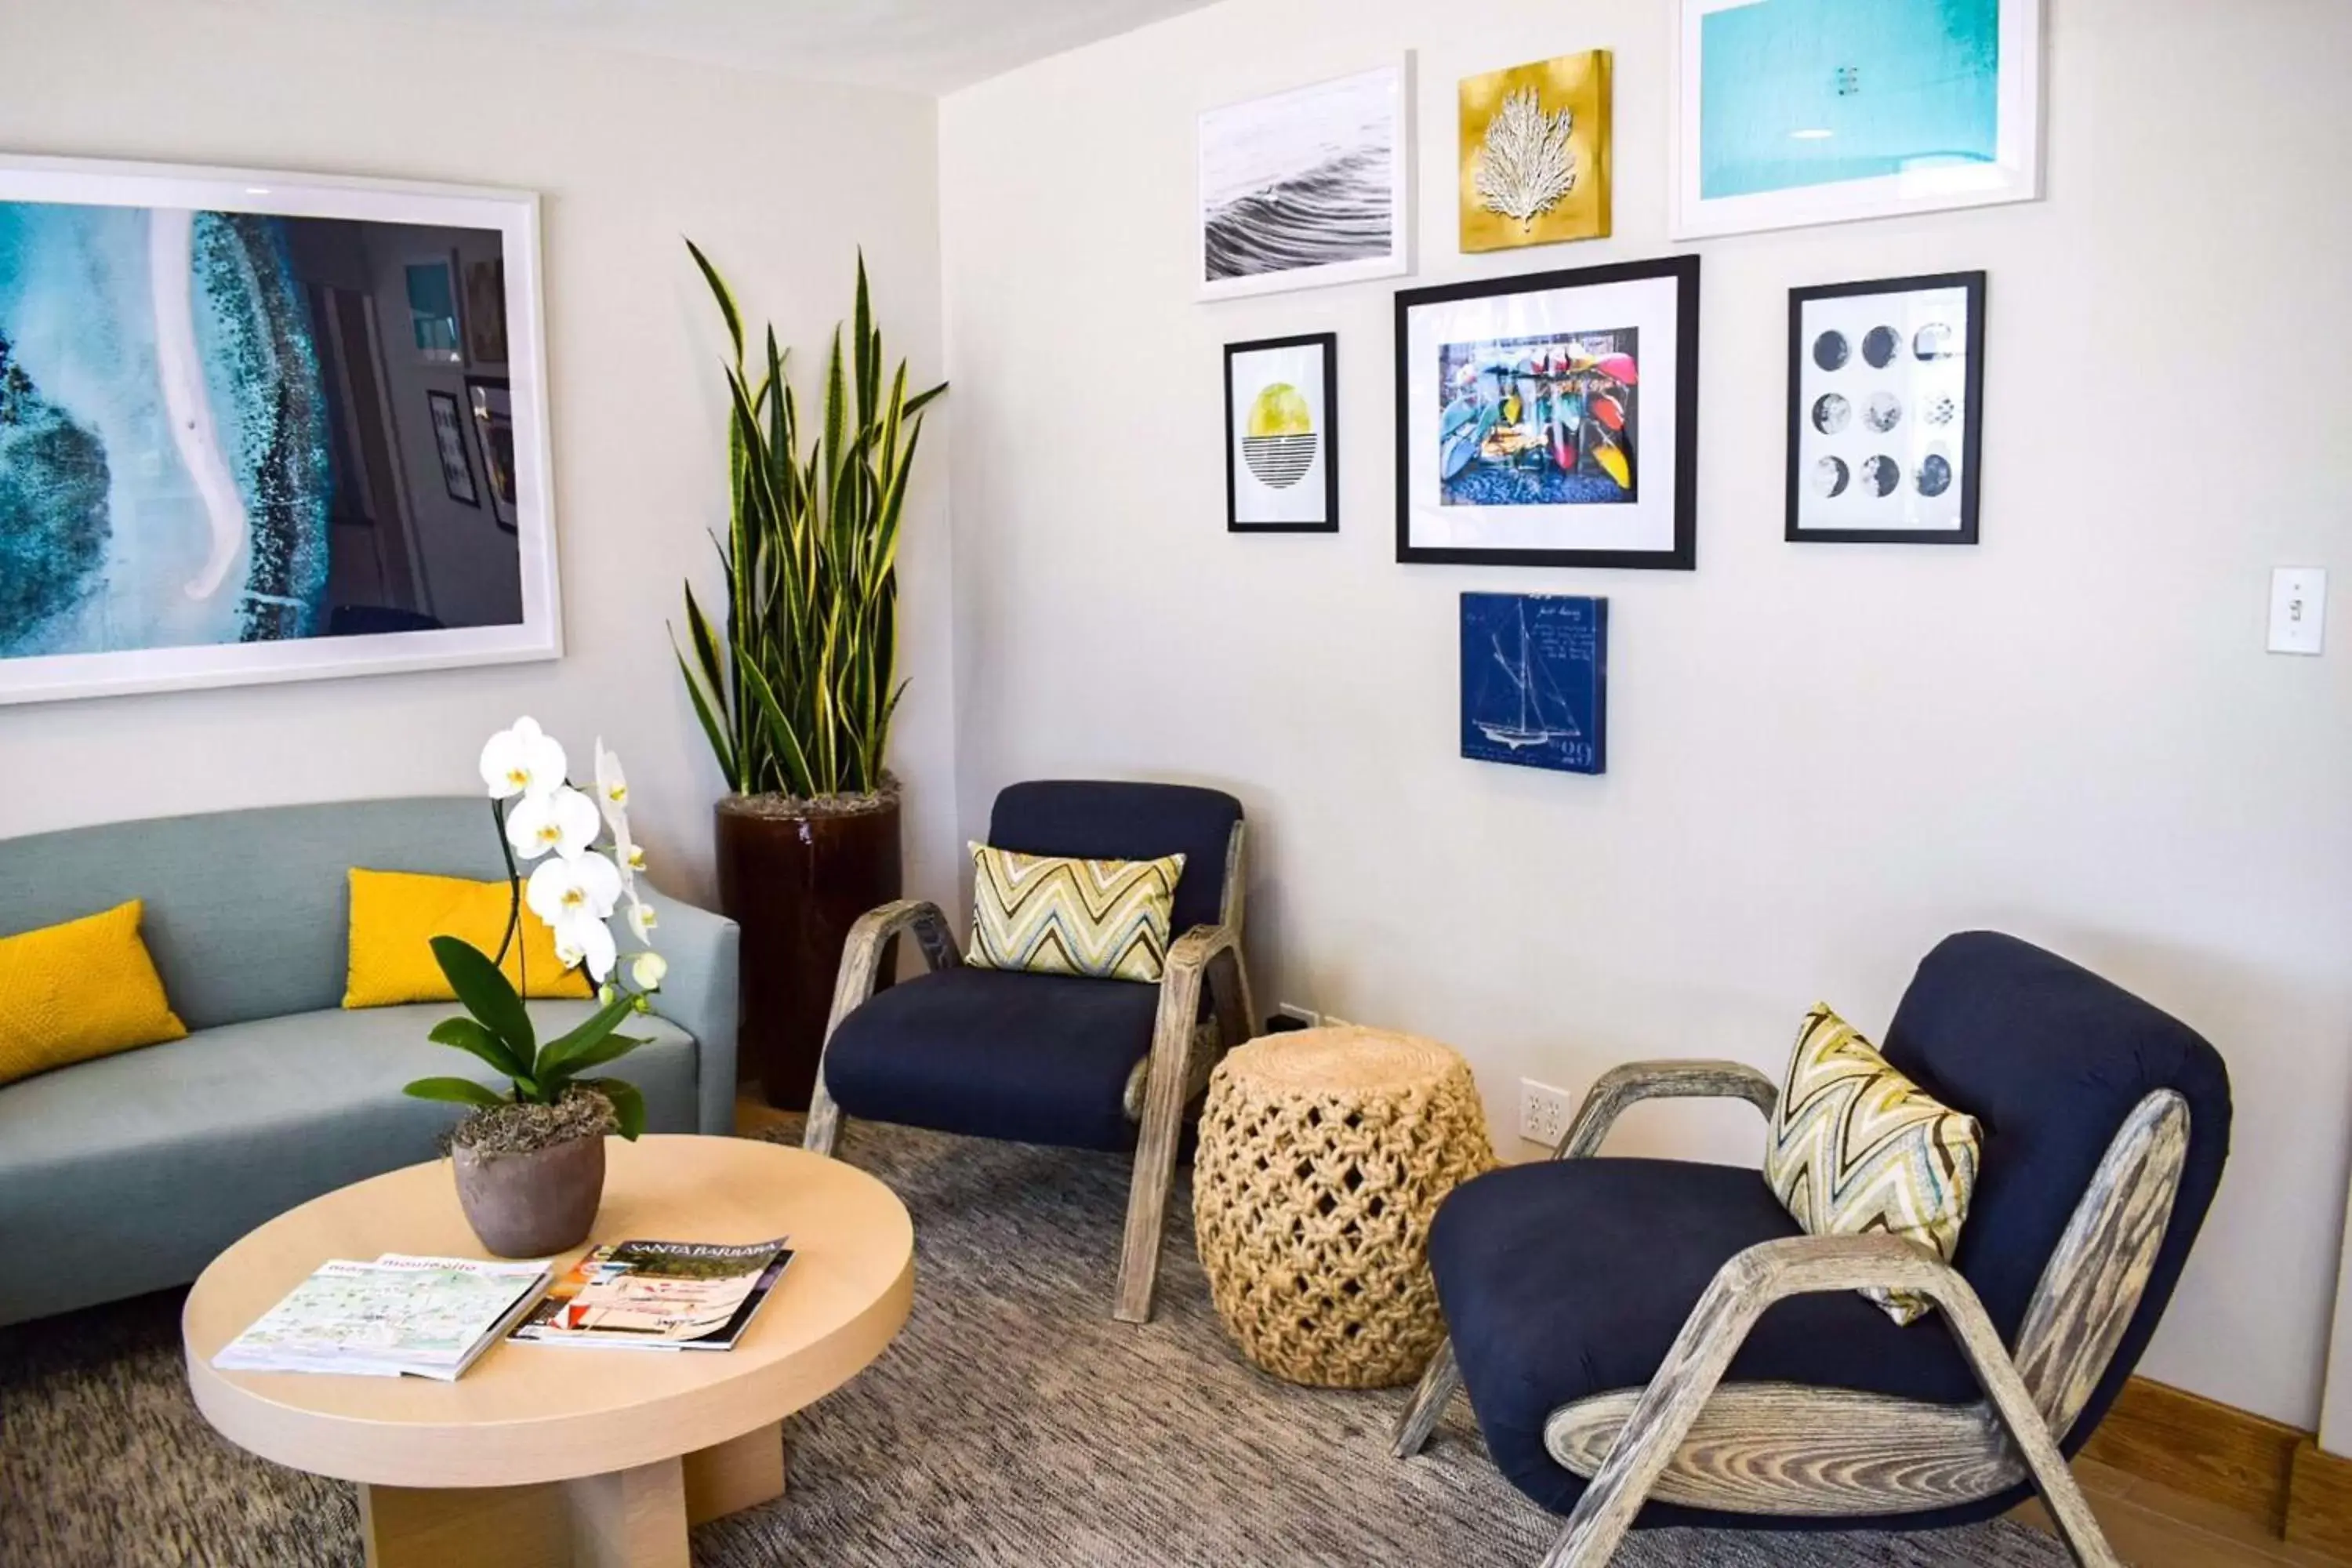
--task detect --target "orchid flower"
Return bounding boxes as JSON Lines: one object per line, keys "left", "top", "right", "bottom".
{"left": 626, "top": 900, "right": 658, "bottom": 943}
{"left": 593, "top": 740, "right": 630, "bottom": 829}
{"left": 630, "top": 952, "right": 668, "bottom": 991}
{"left": 527, "top": 852, "right": 626, "bottom": 982}
{"left": 479, "top": 717, "right": 566, "bottom": 801}
{"left": 550, "top": 913, "right": 619, "bottom": 985}
{"left": 506, "top": 785, "right": 601, "bottom": 862}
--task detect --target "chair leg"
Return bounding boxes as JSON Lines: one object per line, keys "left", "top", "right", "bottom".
{"left": 803, "top": 1078, "right": 844, "bottom": 1158}
{"left": 1113, "top": 1051, "right": 1189, "bottom": 1325}
{"left": 1391, "top": 1336, "right": 1462, "bottom": 1458}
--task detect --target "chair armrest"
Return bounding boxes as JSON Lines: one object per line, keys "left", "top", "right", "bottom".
{"left": 1554, "top": 1059, "right": 1779, "bottom": 1159}
{"left": 617, "top": 887, "right": 739, "bottom": 1138}
{"left": 833, "top": 898, "right": 961, "bottom": 1006}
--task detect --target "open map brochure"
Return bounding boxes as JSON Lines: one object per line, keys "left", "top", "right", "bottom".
{"left": 211, "top": 1254, "right": 550, "bottom": 1380}
{"left": 509, "top": 1238, "right": 792, "bottom": 1351}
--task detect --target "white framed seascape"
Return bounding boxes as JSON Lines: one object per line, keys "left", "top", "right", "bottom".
{"left": 1197, "top": 61, "right": 1412, "bottom": 302}
{"left": 1671, "top": 0, "right": 2042, "bottom": 239}
{"left": 0, "top": 154, "right": 560, "bottom": 705}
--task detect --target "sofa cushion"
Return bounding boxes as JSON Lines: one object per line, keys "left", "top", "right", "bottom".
{"left": 0, "top": 1000, "right": 698, "bottom": 1326}
{"left": 0, "top": 898, "right": 187, "bottom": 1087}
{"left": 825, "top": 967, "right": 1160, "bottom": 1152}
{"left": 1429, "top": 1156, "right": 1981, "bottom": 1525}
{"left": 965, "top": 844, "right": 1185, "bottom": 983}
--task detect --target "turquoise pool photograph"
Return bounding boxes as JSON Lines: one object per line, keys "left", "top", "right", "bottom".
{"left": 1671, "top": 0, "right": 2043, "bottom": 238}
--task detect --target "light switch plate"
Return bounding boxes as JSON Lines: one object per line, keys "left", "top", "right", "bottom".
{"left": 2269, "top": 567, "right": 2327, "bottom": 655}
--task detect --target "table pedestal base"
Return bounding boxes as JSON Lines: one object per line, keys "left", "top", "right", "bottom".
{"left": 358, "top": 1422, "right": 786, "bottom": 1568}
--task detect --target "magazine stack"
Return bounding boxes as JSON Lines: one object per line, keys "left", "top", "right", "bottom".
{"left": 211, "top": 1254, "right": 551, "bottom": 1380}
{"left": 510, "top": 1237, "right": 793, "bottom": 1351}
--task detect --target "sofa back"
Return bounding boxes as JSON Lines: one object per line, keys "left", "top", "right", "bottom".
{"left": 0, "top": 797, "right": 515, "bottom": 1030}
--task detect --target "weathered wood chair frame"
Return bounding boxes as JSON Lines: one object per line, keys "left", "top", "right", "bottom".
{"left": 1392, "top": 1058, "right": 2192, "bottom": 1568}
{"left": 804, "top": 820, "right": 1256, "bottom": 1325}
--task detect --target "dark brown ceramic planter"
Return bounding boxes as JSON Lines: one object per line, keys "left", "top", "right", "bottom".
{"left": 452, "top": 1132, "right": 605, "bottom": 1258}
{"left": 717, "top": 790, "right": 902, "bottom": 1109}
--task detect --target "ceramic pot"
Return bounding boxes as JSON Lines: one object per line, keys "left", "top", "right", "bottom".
{"left": 716, "top": 790, "right": 903, "bottom": 1109}
{"left": 452, "top": 1131, "right": 606, "bottom": 1258}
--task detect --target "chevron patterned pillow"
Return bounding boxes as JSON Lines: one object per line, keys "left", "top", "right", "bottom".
{"left": 1762, "top": 1004, "right": 1983, "bottom": 1326}
{"left": 965, "top": 844, "right": 1187, "bottom": 983}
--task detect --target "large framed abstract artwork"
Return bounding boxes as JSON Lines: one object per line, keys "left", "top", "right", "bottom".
{"left": 1787, "top": 270, "right": 1984, "bottom": 545}
{"left": 1198, "top": 62, "right": 1411, "bottom": 302}
{"left": 0, "top": 155, "right": 558, "bottom": 705}
{"left": 1671, "top": 0, "right": 2043, "bottom": 239}
{"left": 1460, "top": 592, "right": 1606, "bottom": 775}
{"left": 1225, "top": 332, "right": 1337, "bottom": 533}
{"left": 1396, "top": 255, "right": 1699, "bottom": 569}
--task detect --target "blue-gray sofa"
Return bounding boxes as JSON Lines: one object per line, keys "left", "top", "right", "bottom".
{"left": 0, "top": 797, "right": 739, "bottom": 1326}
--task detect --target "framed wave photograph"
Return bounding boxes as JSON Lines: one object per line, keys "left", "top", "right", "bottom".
{"left": 0, "top": 154, "right": 558, "bottom": 705}
{"left": 1396, "top": 255, "right": 1699, "bottom": 569}
{"left": 1787, "top": 270, "right": 1984, "bottom": 545}
{"left": 1198, "top": 61, "right": 1411, "bottom": 301}
{"left": 1225, "top": 332, "right": 1337, "bottom": 532}
{"left": 1672, "top": 0, "right": 2043, "bottom": 239}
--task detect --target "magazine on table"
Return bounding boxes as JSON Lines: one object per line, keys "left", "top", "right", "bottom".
{"left": 509, "top": 1237, "right": 793, "bottom": 1351}
{"left": 212, "top": 1254, "right": 551, "bottom": 1380}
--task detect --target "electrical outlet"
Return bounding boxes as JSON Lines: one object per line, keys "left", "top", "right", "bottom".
{"left": 1520, "top": 1079, "right": 1573, "bottom": 1147}
{"left": 1276, "top": 1002, "right": 1320, "bottom": 1028}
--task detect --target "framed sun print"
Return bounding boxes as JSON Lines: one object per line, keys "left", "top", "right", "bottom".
{"left": 0, "top": 154, "right": 559, "bottom": 706}
{"left": 1787, "top": 271, "right": 1984, "bottom": 544}
{"left": 1225, "top": 332, "right": 1338, "bottom": 532}
{"left": 1396, "top": 254, "right": 1699, "bottom": 569}
{"left": 1198, "top": 61, "right": 1412, "bottom": 301}
{"left": 1671, "top": 0, "right": 2043, "bottom": 239}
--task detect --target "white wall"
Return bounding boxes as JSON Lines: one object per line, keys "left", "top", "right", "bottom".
{"left": 940, "top": 0, "right": 2352, "bottom": 1427}
{"left": 0, "top": 0, "right": 958, "bottom": 913}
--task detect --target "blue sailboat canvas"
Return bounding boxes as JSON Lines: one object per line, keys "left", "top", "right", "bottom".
{"left": 1460, "top": 592, "right": 1606, "bottom": 775}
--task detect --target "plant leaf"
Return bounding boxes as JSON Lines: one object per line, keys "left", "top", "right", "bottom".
{"left": 540, "top": 1033, "right": 647, "bottom": 1090}
{"left": 403, "top": 1076, "right": 508, "bottom": 1109}
{"left": 430, "top": 936, "right": 535, "bottom": 1055}
{"left": 428, "top": 1016, "right": 534, "bottom": 1082}
{"left": 537, "top": 988, "right": 645, "bottom": 1076}
{"left": 684, "top": 238, "right": 742, "bottom": 363}
{"left": 582, "top": 1078, "right": 648, "bottom": 1141}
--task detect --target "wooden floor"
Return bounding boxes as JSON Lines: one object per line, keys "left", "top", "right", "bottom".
{"left": 742, "top": 1103, "right": 2334, "bottom": 1566}
{"left": 2013, "top": 1458, "right": 2343, "bottom": 1566}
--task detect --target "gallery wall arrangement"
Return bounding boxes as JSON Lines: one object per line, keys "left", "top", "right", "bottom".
{"left": 0, "top": 155, "right": 557, "bottom": 704}
{"left": 1199, "top": 0, "right": 2043, "bottom": 774}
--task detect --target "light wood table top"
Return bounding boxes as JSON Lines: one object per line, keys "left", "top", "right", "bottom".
{"left": 183, "top": 1135, "right": 914, "bottom": 1491}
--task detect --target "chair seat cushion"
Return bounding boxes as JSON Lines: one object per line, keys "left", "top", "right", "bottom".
{"left": 824, "top": 967, "right": 1160, "bottom": 1152}
{"left": 1429, "top": 1156, "right": 1982, "bottom": 1524}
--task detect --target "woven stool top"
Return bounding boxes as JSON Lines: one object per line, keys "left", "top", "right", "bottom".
{"left": 1219, "top": 1025, "right": 1467, "bottom": 1098}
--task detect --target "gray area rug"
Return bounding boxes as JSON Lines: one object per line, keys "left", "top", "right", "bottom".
{"left": 1, "top": 1119, "right": 2072, "bottom": 1566}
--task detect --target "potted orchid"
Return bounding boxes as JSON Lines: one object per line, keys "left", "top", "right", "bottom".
{"left": 402, "top": 717, "right": 668, "bottom": 1258}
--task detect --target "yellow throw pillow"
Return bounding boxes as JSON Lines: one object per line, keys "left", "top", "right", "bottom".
{"left": 1762, "top": 1004, "right": 1982, "bottom": 1326}
{"left": 966, "top": 844, "right": 1185, "bottom": 983}
{"left": 0, "top": 900, "right": 188, "bottom": 1087}
{"left": 343, "top": 869, "right": 593, "bottom": 1008}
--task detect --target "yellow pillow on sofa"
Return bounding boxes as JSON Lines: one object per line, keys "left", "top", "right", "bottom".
{"left": 0, "top": 900, "right": 188, "bottom": 1087}
{"left": 343, "top": 869, "right": 593, "bottom": 1008}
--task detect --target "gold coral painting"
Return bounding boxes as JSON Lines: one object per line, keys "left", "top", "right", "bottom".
{"left": 1459, "top": 50, "right": 1612, "bottom": 252}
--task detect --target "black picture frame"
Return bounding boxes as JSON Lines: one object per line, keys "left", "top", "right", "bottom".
{"left": 1395, "top": 254, "right": 1700, "bottom": 570}
{"left": 1785, "top": 270, "right": 1985, "bottom": 546}
{"left": 465, "top": 374, "right": 519, "bottom": 534}
{"left": 424, "top": 389, "right": 481, "bottom": 508}
{"left": 1225, "top": 331, "right": 1339, "bottom": 533}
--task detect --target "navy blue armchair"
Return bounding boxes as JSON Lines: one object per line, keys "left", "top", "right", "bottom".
{"left": 1393, "top": 932, "right": 2231, "bottom": 1567}
{"left": 804, "top": 782, "right": 1257, "bottom": 1323}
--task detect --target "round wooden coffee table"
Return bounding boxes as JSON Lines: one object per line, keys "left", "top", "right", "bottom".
{"left": 183, "top": 1135, "right": 913, "bottom": 1568}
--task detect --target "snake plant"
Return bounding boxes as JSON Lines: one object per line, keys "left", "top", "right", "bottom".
{"left": 675, "top": 244, "right": 945, "bottom": 800}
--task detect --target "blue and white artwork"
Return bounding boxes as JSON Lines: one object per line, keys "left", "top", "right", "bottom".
{"left": 1672, "top": 0, "right": 2042, "bottom": 238}
{"left": 1460, "top": 592, "right": 1606, "bottom": 775}
{"left": 0, "top": 158, "right": 557, "bottom": 705}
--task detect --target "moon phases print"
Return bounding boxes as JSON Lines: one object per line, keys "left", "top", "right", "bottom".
{"left": 1787, "top": 271, "right": 1983, "bottom": 543}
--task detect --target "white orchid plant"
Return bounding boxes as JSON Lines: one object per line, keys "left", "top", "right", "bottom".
{"left": 401, "top": 717, "right": 668, "bottom": 1140}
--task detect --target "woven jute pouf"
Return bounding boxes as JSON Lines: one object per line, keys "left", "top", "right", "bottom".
{"left": 1192, "top": 1026, "right": 1496, "bottom": 1388}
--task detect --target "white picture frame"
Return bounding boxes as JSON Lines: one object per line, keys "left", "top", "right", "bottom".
{"left": 0, "top": 154, "right": 561, "bottom": 705}
{"left": 1197, "top": 60, "right": 1413, "bottom": 302}
{"left": 1671, "top": 0, "right": 2043, "bottom": 240}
